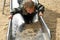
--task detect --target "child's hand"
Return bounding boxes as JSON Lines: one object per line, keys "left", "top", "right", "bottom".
{"left": 39, "top": 12, "right": 43, "bottom": 16}
{"left": 8, "top": 15, "right": 13, "bottom": 19}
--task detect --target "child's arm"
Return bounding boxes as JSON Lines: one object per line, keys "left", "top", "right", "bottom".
{"left": 37, "top": 3, "right": 45, "bottom": 16}
{"left": 9, "top": 7, "right": 22, "bottom": 19}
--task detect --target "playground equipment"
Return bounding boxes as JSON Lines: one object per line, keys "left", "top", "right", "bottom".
{"left": 7, "top": 0, "right": 51, "bottom": 40}
{"left": 2, "top": 0, "right": 6, "bottom": 14}
{"left": 39, "top": 16, "right": 51, "bottom": 40}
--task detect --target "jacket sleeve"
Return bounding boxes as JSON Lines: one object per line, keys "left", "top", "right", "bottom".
{"left": 18, "top": 0, "right": 23, "bottom": 4}
{"left": 10, "top": 7, "right": 21, "bottom": 15}
{"left": 37, "top": 3, "right": 45, "bottom": 13}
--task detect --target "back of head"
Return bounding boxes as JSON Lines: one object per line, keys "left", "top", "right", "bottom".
{"left": 19, "top": 0, "right": 34, "bottom": 8}
{"left": 23, "top": 0, "right": 35, "bottom": 9}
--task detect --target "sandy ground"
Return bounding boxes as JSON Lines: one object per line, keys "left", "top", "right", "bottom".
{"left": 0, "top": 0, "right": 60, "bottom": 40}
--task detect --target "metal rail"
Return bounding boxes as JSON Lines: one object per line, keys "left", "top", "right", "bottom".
{"left": 2, "top": 0, "right": 6, "bottom": 14}
{"left": 40, "top": 16, "right": 51, "bottom": 40}
{"left": 7, "top": 0, "right": 13, "bottom": 40}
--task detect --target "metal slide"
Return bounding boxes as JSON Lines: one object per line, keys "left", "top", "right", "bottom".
{"left": 9, "top": 0, "right": 51, "bottom": 40}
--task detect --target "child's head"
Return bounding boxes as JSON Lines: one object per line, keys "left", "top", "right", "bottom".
{"left": 23, "top": 1, "right": 35, "bottom": 14}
